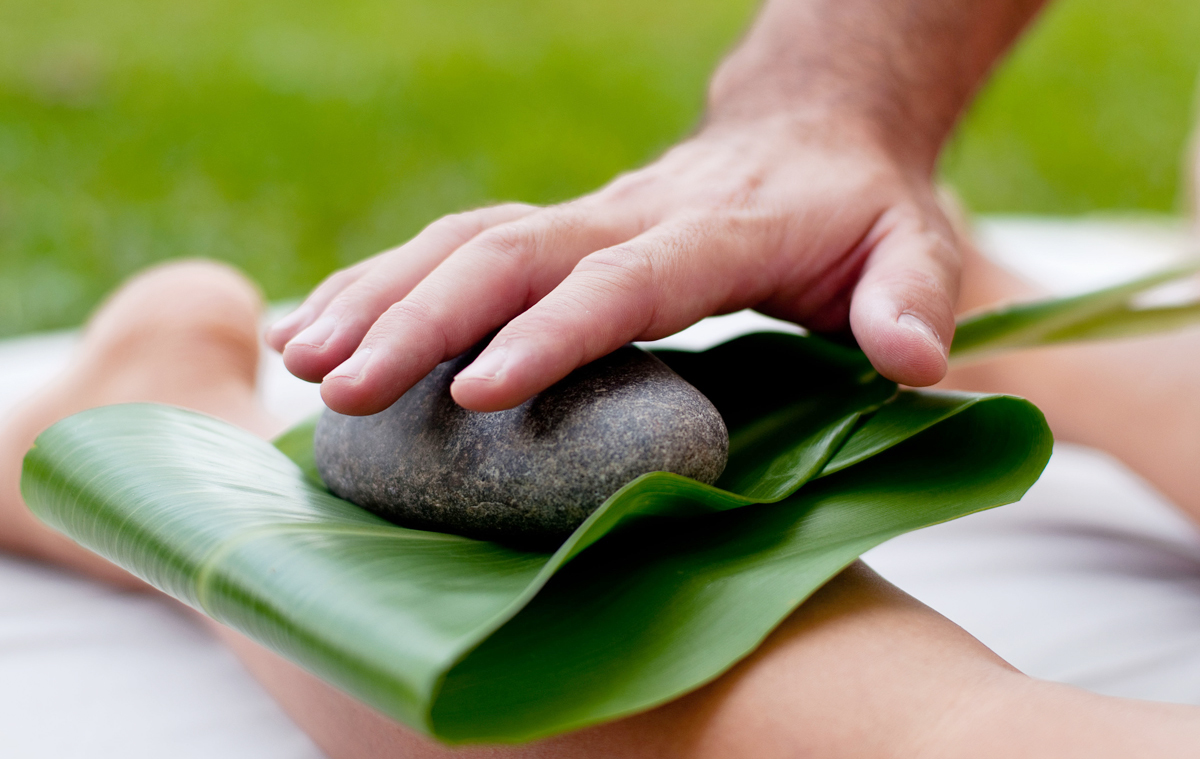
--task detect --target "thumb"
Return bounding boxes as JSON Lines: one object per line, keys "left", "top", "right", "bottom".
{"left": 849, "top": 210, "right": 960, "bottom": 386}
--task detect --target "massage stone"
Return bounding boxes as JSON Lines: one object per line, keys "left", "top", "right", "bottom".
{"left": 313, "top": 344, "right": 729, "bottom": 546}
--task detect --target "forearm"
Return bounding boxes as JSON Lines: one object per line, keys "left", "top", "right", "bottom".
{"left": 706, "top": 0, "right": 1047, "bottom": 167}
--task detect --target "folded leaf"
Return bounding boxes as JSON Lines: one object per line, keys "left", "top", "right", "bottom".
{"left": 21, "top": 331, "right": 1051, "bottom": 743}
{"left": 435, "top": 392, "right": 1049, "bottom": 742}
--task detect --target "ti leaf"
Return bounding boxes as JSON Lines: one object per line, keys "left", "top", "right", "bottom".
{"left": 951, "top": 261, "right": 1200, "bottom": 362}
{"left": 21, "top": 331, "right": 1050, "bottom": 743}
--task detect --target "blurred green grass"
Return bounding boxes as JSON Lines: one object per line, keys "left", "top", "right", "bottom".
{"left": 0, "top": 0, "right": 1198, "bottom": 338}
{"left": 943, "top": 0, "right": 1200, "bottom": 213}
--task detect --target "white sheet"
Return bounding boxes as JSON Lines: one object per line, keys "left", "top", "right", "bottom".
{"left": 865, "top": 444, "right": 1200, "bottom": 704}
{"left": 2, "top": 215, "right": 1199, "bottom": 756}
{"left": 0, "top": 324, "right": 326, "bottom": 758}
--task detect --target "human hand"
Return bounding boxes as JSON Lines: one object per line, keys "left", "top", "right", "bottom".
{"left": 266, "top": 115, "right": 960, "bottom": 415}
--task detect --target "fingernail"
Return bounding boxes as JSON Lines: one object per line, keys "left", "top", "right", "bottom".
{"left": 898, "top": 313, "right": 946, "bottom": 357}
{"left": 328, "top": 348, "right": 372, "bottom": 380}
{"left": 270, "top": 306, "right": 313, "bottom": 337}
{"left": 454, "top": 347, "right": 509, "bottom": 382}
{"left": 289, "top": 315, "right": 337, "bottom": 349}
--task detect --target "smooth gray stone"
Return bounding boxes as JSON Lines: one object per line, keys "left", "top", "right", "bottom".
{"left": 314, "top": 344, "right": 728, "bottom": 546}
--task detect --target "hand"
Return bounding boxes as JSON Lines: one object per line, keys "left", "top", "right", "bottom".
{"left": 265, "top": 115, "right": 960, "bottom": 415}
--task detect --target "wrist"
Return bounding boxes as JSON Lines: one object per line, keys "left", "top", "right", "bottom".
{"left": 704, "top": 47, "right": 952, "bottom": 175}
{"left": 695, "top": 99, "right": 938, "bottom": 185}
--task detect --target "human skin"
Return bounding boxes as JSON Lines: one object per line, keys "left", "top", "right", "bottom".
{"left": 0, "top": 262, "right": 282, "bottom": 588}
{"left": 945, "top": 238, "right": 1200, "bottom": 530}
{"left": 5, "top": 257, "right": 1200, "bottom": 757}
{"left": 214, "top": 561, "right": 1200, "bottom": 759}
{"left": 265, "top": 0, "right": 1047, "bottom": 416}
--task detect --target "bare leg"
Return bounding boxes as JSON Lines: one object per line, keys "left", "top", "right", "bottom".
{"left": 215, "top": 563, "right": 1024, "bottom": 759}
{"left": 944, "top": 239, "right": 1200, "bottom": 526}
{"left": 215, "top": 560, "right": 1200, "bottom": 759}
{"left": 0, "top": 260, "right": 283, "bottom": 586}
{"left": 2, "top": 260, "right": 1199, "bottom": 758}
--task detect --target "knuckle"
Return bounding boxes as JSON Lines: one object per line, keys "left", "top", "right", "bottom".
{"left": 491, "top": 201, "right": 539, "bottom": 216}
{"left": 714, "top": 176, "right": 768, "bottom": 211}
{"left": 319, "top": 265, "right": 361, "bottom": 292}
{"left": 922, "top": 229, "right": 961, "bottom": 270}
{"left": 379, "top": 298, "right": 437, "bottom": 331}
{"left": 426, "top": 210, "right": 482, "bottom": 237}
{"left": 886, "top": 268, "right": 954, "bottom": 318}
{"left": 428, "top": 203, "right": 539, "bottom": 239}
{"left": 680, "top": 209, "right": 753, "bottom": 246}
{"left": 879, "top": 207, "right": 961, "bottom": 269}
{"left": 488, "top": 319, "right": 545, "bottom": 349}
{"left": 467, "top": 224, "right": 537, "bottom": 267}
{"left": 596, "top": 168, "right": 656, "bottom": 202}
{"left": 577, "top": 245, "right": 657, "bottom": 294}
{"left": 365, "top": 298, "right": 451, "bottom": 357}
{"left": 327, "top": 276, "right": 392, "bottom": 318}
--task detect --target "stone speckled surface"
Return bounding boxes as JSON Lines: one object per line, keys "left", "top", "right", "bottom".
{"left": 314, "top": 344, "right": 728, "bottom": 545}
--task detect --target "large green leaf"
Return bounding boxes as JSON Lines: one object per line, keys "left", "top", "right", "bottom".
{"left": 21, "top": 330, "right": 1050, "bottom": 743}
{"left": 434, "top": 392, "right": 1047, "bottom": 742}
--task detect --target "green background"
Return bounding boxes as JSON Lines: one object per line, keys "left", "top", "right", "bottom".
{"left": 1, "top": 0, "right": 1198, "bottom": 338}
